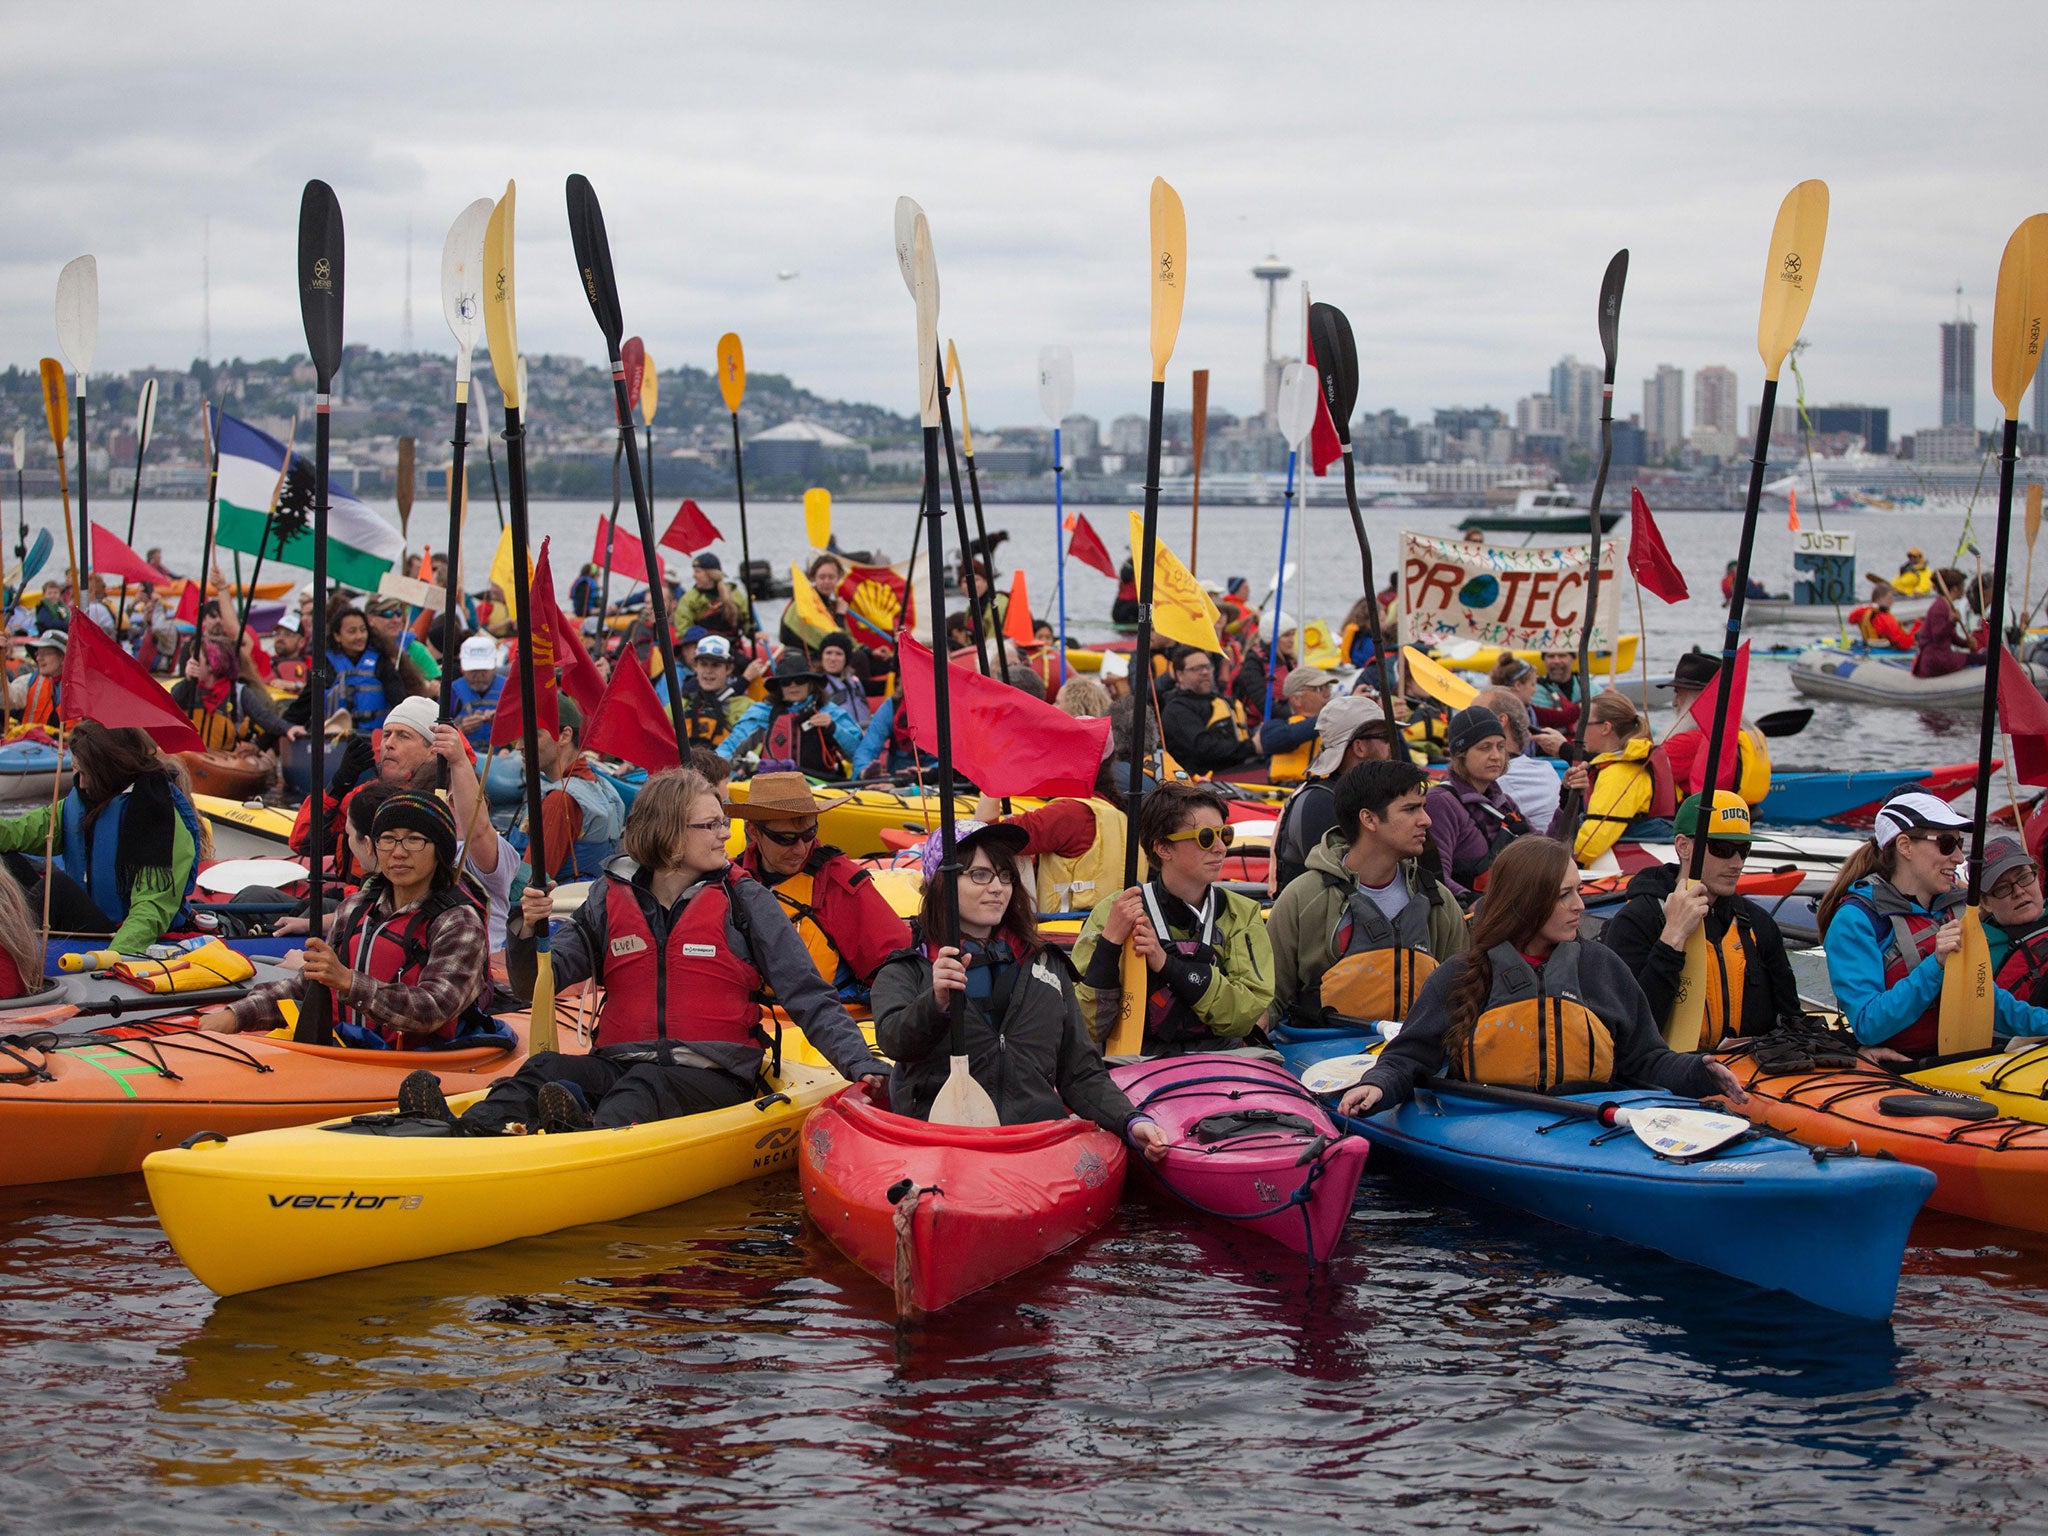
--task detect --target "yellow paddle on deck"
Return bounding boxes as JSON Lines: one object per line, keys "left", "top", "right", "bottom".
{"left": 1402, "top": 646, "right": 1477, "bottom": 711}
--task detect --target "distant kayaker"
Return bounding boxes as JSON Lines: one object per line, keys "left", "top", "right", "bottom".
{"left": 1597, "top": 793, "right": 1807, "bottom": 1042}
{"left": 734, "top": 773, "right": 909, "bottom": 1003}
{"left": 1894, "top": 547, "right": 1934, "bottom": 595}
{"left": 1557, "top": 690, "right": 1677, "bottom": 866}
{"left": 1850, "top": 577, "right": 1919, "bottom": 651}
{"left": 1070, "top": 782, "right": 1276, "bottom": 1055}
{"left": 446, "top": 634, "right": 505, "bottom": 752}
{"left": 1257, "top": 663, "right": 1336, "bottom": 784}
{"left": 1490, "top": 654, "right": 1573, "bottom": 739}
{"left": 1816, "top": 793, "right": 2048, "bottom": 1057}
{"left": 870, "top": 820, "right": 1168, "bottom": 1160}
{"left": 1425, "top": 705, "right": 1542, "bottom": 900}
{"left": 423, "top": 766, "right": 889, "bottom": 1134}
{"left": 1474, "top": 689, "right": 1562, "bottom": 835}
{"left": 1335, "top": 836, "right": 1750, "bottom": 1117}
{"left": 1658, "top": 650, "right": 1772, "bottom": 806}
{"left": 1269, "top": 759, "right": 1469, "bottom": 1028}
{"left": 1911, "top": 568, "right": 1983, "bottom": 679}
{"left": 718, "top": 653, "right": 861, "bottom": 779}
{"left": 1979, "top": 835, "right": 2048, "bottom": 1007}
{"left": 1160, "top": 647, "right": 1259, "bottom": 774}
{"left": 1720, "top": 561, "right": 1780, "bottom": 604}
{"left": 1533, "top": 649, "right": 1589, "bottom": 719}
{"left": 1268, "top": 696, "right": 1395, "bottom": 894}
{"left": 1112, "top": 555, "right": 1140, "bottom": 626}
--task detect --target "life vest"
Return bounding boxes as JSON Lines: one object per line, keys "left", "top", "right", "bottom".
{"left": 1315, "top": 867, "right": 1440, "bottom": 1024}
{"left": 682, "top": 683, "right": 739, "bottom": 745}
{"left": 1115, "top": 565, "right": 1138, "bottom": 606}
{"left": 598, "top": 866, "right": 767, "bottom": 1048}
{"left": 1136, "top": 882, "right": 1224, "bottom": 1053}
{"left": 510, "top": 768, "right": 624, "bottom": 882}
{"left": 329, "top": 883, "right": 491, "bottom": 1049}
{"left": 183, "top": 692, "right": 242, "bottom": 752}
{"left": 1996, "top": 922, "right": 2048, "bottom": 1008}
{"left": 327, "top": 647, "right": 387, "bottom": 727}
{"left": 1840, "top": 889, "right": 1946, "bottom": 1056}
{"left": 1028, "top": 798, "right": 1128, "bottom": 915}
{"left": 58, "top": 782, "right": 203, "bottom": 930}
{"left": 1267, "top": 714, "right": 1316, "bottom": 784}
{"left": 1690, "top": 907, "right": 1754, "bottom": 1050}
{"left": 1444, "top": 777, "right": 1531, "bottom": 890}
{"left": 1580, "top": 740, "right": 1678, "bottom": 840}
{"left": 763, "top": 702, "right": 846, "bottom": 779}
{"left": 20, "top": 675, "right": 59, "bottom": 729}
{"left": 1671, "top": 723, "right": 1772, "bottom": 806}
{"left": 272, "top": 655, "right": 309, "bottom": 688}
{"left": 448, "top": 674, "right": 504, "bottom": 748}
{"left": 1450, "top": 942, "right": 1616, "bottom": 1092}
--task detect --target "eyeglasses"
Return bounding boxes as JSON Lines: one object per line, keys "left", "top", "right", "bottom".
{"left": 1991, "top": 866, "right": 2040, "bottom": 900}
{"left": 1703, "top": 838, "right": 1750, "bottom": 861}
{"left": 962, "top": 866, "right": 1014, "bottom": 887}
{"left": 758, "top": 823, "right": 819, "bottom": 847}
{"left": 1164, "top": 824, "right": 1236, "bottom": 851}
{"left": 374, "top": 832, "right": 432, "bottom": 854}
{"left": 687, "top": 816, "right": 731, "bottom": 834}
{"left": 1911, "top": 831, "right": 1966, "bottom": 856}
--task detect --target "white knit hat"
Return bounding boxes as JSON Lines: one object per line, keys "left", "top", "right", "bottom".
{"left": 382, "top": 695, "right": 442, "bottom": 744}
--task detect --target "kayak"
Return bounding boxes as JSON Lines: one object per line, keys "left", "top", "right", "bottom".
{"left": 1908, "top": 1042, "right": 2048, "bottom": 1127}
{"left": 178, "top": 750, "right": 271, "bottom": 802}
{"left": 0, "top": 1008, "right": 585, "bottom": 1187}
{"left": 1832, "top": 760, "right": 1981, "bottom": 827}
{"left": 142, "top": 1061, "right": 842, "bottom": 1296}
{"left": 1107, "top": 1055, "right": 1367, "bottom": 1261}
{"left": 192, "top": 794, "right": 296, "bottom": 845}
{"left": 1436, "top": 635, "right": 1638, "bottom": 678}
{"left": 1623, "top": 830, "right": 1864, "bottom": 880}
{"left": 1721, "top": 1049, "right": 2048, "bottom": 1234}
{"left": 1788, "top": 647, "right": 2046, "bottom": 708}
{"left": 1740, "top": 595, "right": 1933, "bottom": 625}
{"left": 0, "top": 738, "right": 71, "bottom": 806}
{"left": 1333, "top": 1071, "right": 1933, "bottom": 1320}
{"left": 800, "top": 1085, "right": 1126, "bottom": 1318}
{"left": 1755, "top": 767, "right": 1925, "bottom": 826}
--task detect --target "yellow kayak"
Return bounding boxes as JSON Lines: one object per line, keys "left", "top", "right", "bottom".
{"left": 1437, "top": 635, "right": 1640, "bottom": 677}
{"left": 142, "top": 1061, "right": 843, "bottom": 1296}
{"left": 1908, "top": 1042, "right": 2048, "bottom": 1126}
{"left": 193, "top": 793, "right": 296, "bottom": 844}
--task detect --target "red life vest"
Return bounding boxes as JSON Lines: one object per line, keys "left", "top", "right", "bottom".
{"left": 764, "top": 703, "right": 846, "bottom": 778}
{"left": 1863, "top": 901, "right": 1945, "bottom": 1056}
{"left": 598, "top": 867, "right": 765, "bottom": 1047}
{"left": 1645, "top": 743, "right": 1678, "bottom": 820}
{"left": 330, "top": 884, "right": 486, "bottom": 1048}
{"left": 1997, "top": 924, "right": 2048, "bottom": 1008}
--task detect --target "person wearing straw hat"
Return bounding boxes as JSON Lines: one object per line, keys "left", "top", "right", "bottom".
{"left": 733, "top": 771, "right": 909, "bottom": 1002}
{"left": 7, "top": 631, "right": 66, "bottom": 730}
{"left": 719, "top": 652, "right": 861, "bottom": 779}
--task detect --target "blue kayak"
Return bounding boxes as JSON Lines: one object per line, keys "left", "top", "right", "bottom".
{"left": 1270, "top": 1020, "right": 1383, "bottom": 1079}
{"left": 1330, "top": 1080, "right": 1933, "bottom": 1320}
{"left": 1754, "top": 768, "right": 1924, "bottom": 826}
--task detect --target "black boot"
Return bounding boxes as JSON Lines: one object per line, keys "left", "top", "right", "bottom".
{"left": 537, "top": 1080, "right": 594, "bottom": 1134}
{"left": 397, "top": 1069, "right": 456, "bottom": 1126}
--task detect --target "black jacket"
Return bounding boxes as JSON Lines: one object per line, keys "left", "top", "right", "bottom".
{"left": 1161, "top": 685, "right": 1257, "bottom": 772}
{"left": 1597, "top": 863, "right": 1806, "bottom": 1037}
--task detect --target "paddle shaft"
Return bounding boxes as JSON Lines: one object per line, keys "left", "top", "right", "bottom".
{"left": 1561, "top": 390, "right": 1616, "bottom": 839}
{"left": 1266, "top": 448, "right": 1297, "bottom": 721}
{"left": 435, "top": 390, "right": 471, "bottom": 776}
{"left": 935, "top": 351, "right": 991, "bottom": 677}
{"left": 73, "top": 985, "right": 250, "bottom": 1018}
{"left": 483, "top": 409, "right": 506, "bottom": 530}
{"left": 502, "top": 397, "right": 554, "bottom": 964}
{"left": 1688, "top": 375, "right": 1777, "bottom": 885}
{"left": 728, "top": 410, "right": 754, "bottom": 650}
{"left": 920, "top": 421, "right": 965, "bottom": 1053}
{"left": 1052, "top": 426, "right": 1068, "bottom": 684}
{"left": 1121, "top": 379, "right": 1170, "bottom": 890}
{"left": 960, "top": 443, "right": 1011, "bottom": 677}
{"left": 594, "top": 437, "right": 623, "bottom": 658}
{"left": 74, "top": 380, "right": 89, "bottom": 602}
{"left": 1189, "top": 368, "right": 1208, "bottom": 574}
{"left": 194, "top": 408, "right": 222, "bottom": 674}
{"left": 606, "top": 364, "right": 690, "bottom": 758}
{"left": 298, "top": 393, "right": 335, "bottom": 1046}
{"left": 1339, "top": 448, "right": 1402, "bottom": 755}
{"left": 1419, "top": 1074, "right": 1622, "bottom": 1123}
{"left": 1966, "top": 417, "right": 2024, "bottom": 902}
{"left": 114, "top": 427, "right": 147, "bottom": 632}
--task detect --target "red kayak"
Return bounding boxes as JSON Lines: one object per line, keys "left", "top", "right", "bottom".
{"left": 800, "top": 1085, "right": 1127, "bottom": 1319}
{"left": 1108, "top": 1054, "right": 1367, "bottom": 1261}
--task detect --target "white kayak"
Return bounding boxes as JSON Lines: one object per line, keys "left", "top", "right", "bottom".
{"left": 1634, "top": 830, "right": 1865, "bottom": 879}
{"left": 0, "top": 739, "right": 71, "bottom": 807}
{"left": 1739, "top": 594, "right": 1933, "bottom": 627}
{"left": 1786, "top": 647, "right": 2041, "bottom": 708}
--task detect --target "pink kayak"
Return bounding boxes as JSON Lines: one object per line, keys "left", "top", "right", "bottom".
{"left": 1108, "top": 1054, "right": 1368, "bottom": 1262}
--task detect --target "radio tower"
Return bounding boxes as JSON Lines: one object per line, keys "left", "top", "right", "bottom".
{"left": 1252, "top": 255, "right": 1293, "bottom": 419}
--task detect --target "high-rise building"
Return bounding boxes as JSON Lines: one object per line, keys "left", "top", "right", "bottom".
{"left": 1694, "top": 365, "right": 1737, "bottom": 436}
{"left": 1549, "top": 356, "right": 1602, "bottom": 453}
{"left": 1806, "top": 404, "right": 1890, "bottom": 452}
{"left": 1515, "top": 394, "right": 1559, "bottom": 434}
{"left": 1942, "top": 298, "right": 1976, "bottom": 428}
{"left": 1643, "top": 365, "right": 1685, "bottom": 455}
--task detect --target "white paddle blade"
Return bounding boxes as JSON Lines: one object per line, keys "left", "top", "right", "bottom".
{"left": 1297, "top": 1051, "right": 1385, "bottom": 1096}
{"left": 1038, "top": 344, "right": 1075, "bottom": 424}
{"left": 14, "top": 427, "right": 27, "bottom": 472}
{"left": 134, "top": 378, "right": 157, "bottom": 451}
{"left": 893, "top": 196, "right": 926, "bottom": 297}
{"left": 929, "top": 1053, "right": 1000, "bottom": 1127}
{"left": 56, "top": 255, "right": 99, "bottom": 383}
{"left": 1613, "top": 1104, "right": 1752, "bottom": 1159}
{"left": 911, "top": 216, "right": 941, "bottom": 429}
{"left": 441, "top": 197, "right": 494, "bottom": 384}
{"left": 1276, "top": 360, "right": 1319, "bottom": 448}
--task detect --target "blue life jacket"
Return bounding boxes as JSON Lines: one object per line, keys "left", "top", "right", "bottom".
{"left": 328, "top": 648, "right": 387, "bottom": 727}
{"left": 448, "top": 673, "right": 505, "bottom": 749}
{"left": 59, "top": 783, "right": 203, "bottom": 931}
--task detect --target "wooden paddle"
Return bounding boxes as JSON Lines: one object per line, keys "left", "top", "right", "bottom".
{"left": 55, "top": 256, "right": 97, "bottom": 599}
{"left": 946, "top": 338, "right": 1009, "bottom": 677}
{"left": 436, "top": 196, "right": 493, "bottom": 751}
{"left": 1558, "top": 250, "right": 1629, "bottom": 843}
{"left": 479, "top": 180, "right": 556, "bottom": 1057}
{"left": 716, "top": 330, "right": 754, "bottom": 625}
{"left": 2024, "top": 481, "right": 2042, "bottom": 632}
{"left": 638, "top": 344, "right": 658, "bottom": 499}
{"left": 908, "top": 212, "right": 999, "bottom": 1129}
{"left": 1189, "top": 367, "right": 1209, "bottom": 574}
{"left": 294, "top": 181, "right": 346, "bottom": 1048}
{"left": 113, "top": 377, "right": 156, "bottom": 632}
{"left": 1039, "top": 344, "right": 1075, "bottom": 678}
{"left": 1670, "top": 180, "right": 1829, "bottom": 1053}
{"left": 1942, "top": 211, "right": 2048, "bottom": 1055}
{"left": 1106, "top": 177, "right": 1188, "bottom": 1061}
{"left": 37, "top": 359, "right": 78, "bottom": 598}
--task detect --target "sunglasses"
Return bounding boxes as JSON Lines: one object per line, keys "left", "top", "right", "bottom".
{"left": 1164, "top": 824, "right": 1236, "bottom": 851}
{"left": 1703, "top": 838, "right": 1750, "bottom": 861}
{"left": 1911, "top": 831, "right": 1966, "bottom": 856}
{"left": 757, "top": 823, "right": 820, "bottom": 847}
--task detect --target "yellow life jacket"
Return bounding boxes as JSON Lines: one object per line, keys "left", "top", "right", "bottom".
{"left": 1450, "top": 942, "right": 1616, "bottom": 1092}
{"left": 766, "top": 868, "right": 842, "bottom": 987}
{"left": 1315, "top": 867, "right": 1441, "bottom": 1023}
{"left": 1035, "top": 797, "right": 1132, "bottom": 914}
{"left": 1692, "top": 910, "right": 1750, "bottom": 1050}
{"left": 186, "top": 704, "right": 242, "bottom": 753}
{"left": 1893, "top": 566, "right": 1934, "bottom": 596}
{"left": 1734, "top": 726, "right": 1771, "bottom": 806}
{"left": 1267, "top": 713, "right": 1315, "bottom": 784}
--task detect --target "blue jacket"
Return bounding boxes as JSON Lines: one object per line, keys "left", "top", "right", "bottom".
{"left": 1825, "top": 875, "right": 2048, "bottom": 1045}
{"left": 717, "top": 697, "right": 861, "bottom": 762}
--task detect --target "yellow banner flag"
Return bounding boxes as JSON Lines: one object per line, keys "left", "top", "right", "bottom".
{"left": 803, "top": 487, "right": 832, "bottom": 550}
{"left": 1130, "top": 510, "right": 1221, "bottom": 652}
{"left": 787, "top": 561, "right": 837, "bottom": 647}
{"left": 487, "top": 525, "right": 527, "bottom": 624}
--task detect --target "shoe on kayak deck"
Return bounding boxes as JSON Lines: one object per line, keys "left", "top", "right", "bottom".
{"left": 538, "top": 1081, "right": 594, "bottom": 1135}
{"left": 397, "top": 1069, "right": 456, "bottom": 1126}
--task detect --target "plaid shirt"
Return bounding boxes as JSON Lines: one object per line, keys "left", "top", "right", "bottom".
{"left": 230, "top": 883, "right": 489, "bottom": 1037}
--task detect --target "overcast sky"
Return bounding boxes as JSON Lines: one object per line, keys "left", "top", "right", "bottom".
{"left": 2, "top": 1, "right": 2037, "bottom": 437}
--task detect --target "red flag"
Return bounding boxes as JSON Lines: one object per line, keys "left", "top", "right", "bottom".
{"left": 1999, "top": 647, "right": 2048, "bottom": 785}
{"left": 174, "top": 578, "right": 202, "bottom": 626}
{"left": 592, "top": 518, "right": 648, "bottom": 579}
{"left": 1627, "top": 486, "right": 1689, "bottom": 604}
{"left": 531, "top": 539, "right": 606, "bottom": 717}
{"left": 59, "top": 615, "right": 204, "bottom": 753}
{"left": 584, "top": 645, "right": 682, "bottom": 774}
{"left": 487, "top": 641, "right": 560, "bottom": 749}
{"left": 90, "top": 523, "right": 172, "bottom": 587}
{"left": 1304, "top": 323, "right": 1343, "bottom": 477}
{"left": 897, "top": 632, "right": 1110, "bottom": 797}
{"left": 1064, "top": 511, "right": 1117, "bottom": 580}
{"left": 1684, "top": 642, "right": 1751, "bottom": 795}
{"left": 659, "top": 498, "right": 722, "bottom": 554}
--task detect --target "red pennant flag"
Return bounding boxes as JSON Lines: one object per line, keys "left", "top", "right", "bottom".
{"left": 659, "top": 498, "right": 723, "bottom": 554}
{"left": 91, "top": 523, "right": 172, "bottom": 588}
{"left": 1684, "top": 642, "right": 1751, "bottom": 796}
{"left": 1998, "top": 647, "right": 2048, "bottom": 785}
{"left": 1064, "top": 511, "right": 1118, "bottom": 580}
{"left": 531, "top": 539, "right": 606, "bottom": 717}
{"left": 487, "top": 640, "right": 561, "bottom": 749}
{"left": 584, "top": 645, "right": 682, "bottom": 774}
{"left": 897, "top": 632, "right": 1110, "bottom": 798}
{"left": 592, "top": 518, "right": 648, "bottom": 579}
{"left": 174, "top": 578, "right": 202, "bottom": 626}
{"left": 1304, "top": 323, "right": 1343, "bottom": 477}
{"left": 59, "top": 615, "right": 204, "bottom": 753}
{"left": 1627, "top": 486, "right": 1689, "bottom": 604}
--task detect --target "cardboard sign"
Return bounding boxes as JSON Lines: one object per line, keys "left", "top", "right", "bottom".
{"left": 1398, "top": 533, "right": 1620, "bottom": 651}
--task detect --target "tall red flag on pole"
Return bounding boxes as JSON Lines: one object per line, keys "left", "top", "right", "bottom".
{"left": 584, "top": 645, "right": 682, "bottom": 773}
{"left": 1627, "top": 486, "right": 1689, "bottom": 604}
{"left": 1063, "top": 512, "right": 1118, "bottom": 580}
{"left": 658, "top": 498, "right": 723, "bottom": 554}
{"left": 897, "top": 632, "right": 1109, "bottom": 798}
{"left": 59, "top": 615, "right": 204, "bottom": 752}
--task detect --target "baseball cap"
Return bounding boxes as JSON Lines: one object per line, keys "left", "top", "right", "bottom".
{"left": 1872, "top": 791, "right": 1970, "bottom": 848}
{"left": 458, "top": 635, "right": 499, "bottom": 671}
{"left": 680, "top": 625, "right": 709, "bottom": 645}
{"left": 1308, "top": 696, "right": 1386, "bottom": 777}
{"left": 1983, "top": 835, "right": 2036, "bottom": 891}
{"left": 693, "top": 552, "right": 722, "bottom": 570}
{"left": 1674, "top": 791, "right": 1752, "bottom": 842}
{"left": 1283, "top": 665, "right": 1336, "bottom": 696}
{"left": 695, "top": 634, "right": 732, "bottom": 661}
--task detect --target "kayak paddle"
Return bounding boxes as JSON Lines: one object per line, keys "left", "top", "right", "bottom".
{"left": 436, "top": 196, "right": 494, "bottom": 755}
{"left": 1420, "top": 1077, "right": 1754, "bottom": 1159}
{"left": 1402, "top": 645, "right": 1476, "bottom": 711}
{"left": 55, "top": 255, "right": 97, "bottom": 598}
{"left": 2023, "top": 481, "right": 2042, "bottom": 635}
{"left": 716, "top": 331, "right": 754, "bottom": 627}
{"left": 1671, "top": 180, "right": 1829, "bottom": 1052}
{"left": 1755, "top": 706, "right": 1813, "bottom": 739}
{"left": 38, "top": 358, "right": 78, "bottom": 601}
{"left": 1942, "top": 212, "right": 2048, "bottom": 1055}
{"left": 114, "top": 377, "right": 156, "bottom": 633}
{"left": 1265, "top": 362, "right": 1319, "bottom": 720}
{"left": 907, "top": 208, "right": 998, "bottom": 1129}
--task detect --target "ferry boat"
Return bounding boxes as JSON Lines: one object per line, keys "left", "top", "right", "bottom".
{"left": 1763, "top": 449, "right": 2047, "bottom": 511}
{"left": 1458, "top": 485, "right": 1619, "bottom": 535}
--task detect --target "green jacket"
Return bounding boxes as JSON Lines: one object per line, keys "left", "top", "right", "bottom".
{"left": 1071, "top": 881, "right": 1274, "bottom": 1048}
{"left": 1268, "top": 827, "right": 1469, "bottom": 1024}
{"left": 674, "top": 579, "right": 756, "bottom": 634}
{"left": 0, "top": 798, "right": 199, "bottom": 954}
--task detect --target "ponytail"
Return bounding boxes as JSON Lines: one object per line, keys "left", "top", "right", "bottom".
{"left": 1816, "top": 839, "right": 1891, "bottom": 937}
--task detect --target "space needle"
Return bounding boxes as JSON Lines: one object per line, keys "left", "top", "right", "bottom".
{"left": 1252, "top": 255, "right": 1293, "bottom": 418}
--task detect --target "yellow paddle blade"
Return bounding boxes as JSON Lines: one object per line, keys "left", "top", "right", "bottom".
{"left": 528, "top": 952, "right": 558, "bottom": 1055}
{"left": 1757, "top": 179, "right": 1829, "bottom": 380}
{"left": 929, "top": 1054, "right": 1000, "bottom": 1127}
{"left": 1149, "top": 176, "right": 1187, "bottom": 383}
{"left": 1402, "top": 646, "right": 1477, "bottom": 710}
{"left": 1990, "top": 213, "right": 2048, "bottom": 422}
{"left": 910, "top": 215, "right": 941, "bottom": 429}
{"left": 803, "top": 487, "right": 832, "bottom": 549}
{"left": 481, "top": 181, "right": 521, "bottom": 408}
{"left": 38, "top": 358, "right": 68, "bottom": 447}
{"left": 1664, "top": 916, "right": 1709, "bottom": 1052}
{"left": 639, "top": 349, "right": 658, "bottom": 426}
{"left": 717, "top": 331, "right": 746, "bottom": 412}
{"left": 945, "top": 338, "right": 974, "bottom": 455}
{"left": 1105, "top": 938, "right": 1147, "bottom": 1056}
{"left": 1939, "top": 903, "right": 1995, "bottom": 1055}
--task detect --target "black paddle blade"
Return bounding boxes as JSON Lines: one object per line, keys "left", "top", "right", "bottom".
{"left": 565, "top": 173, "right": 625, "bottom": 356}
{"left": 1597, "top": 249, "right": 1629, "bottom": 382}
{"left": 297, "top": 180, "right": 345, "bottom": 389}
{"left": 1756, "top": 706, "right": 1813, "bottom": 739}
{"left": 1307, "top": 302, "right": 1359, "bottom": 446}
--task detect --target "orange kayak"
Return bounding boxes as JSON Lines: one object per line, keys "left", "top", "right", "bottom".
{"left": 178, "top": 749, "right": 271, "bottom": 801}
{"left": 0, "top": 1005, "right": 593, "bottom": 1187}
{"left": 1722, "top": 1051, "right": 2048, "bottom": 1234}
